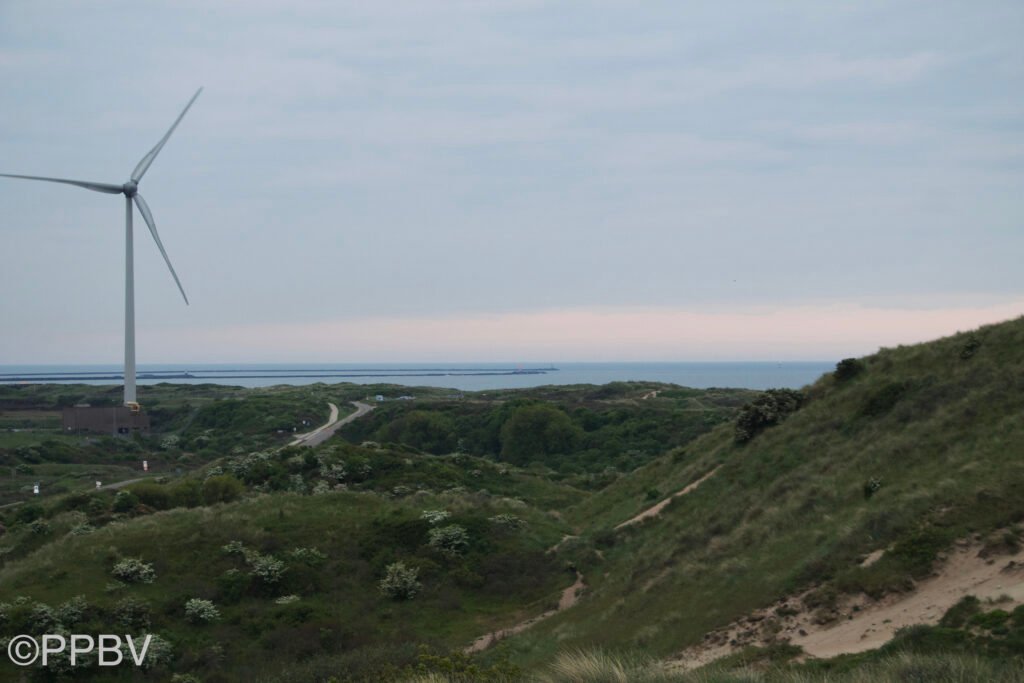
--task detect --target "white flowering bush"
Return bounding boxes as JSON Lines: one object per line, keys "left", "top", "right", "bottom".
{"left": 288, "top": 547, "right": 326, "bottom": 565}
{"left": 221, "top": 540, "right": 246, "bottom": 556}
{"left": 28, "top": 603, "right": 57, "bottom": 631}
{"left": 420, "top": 509, "right": 450, "bottom": 525}
{"left": 319, "top": 462, "right": 347, "bottom": 482}
{"left": 428, "top": 524, "right": 469, "bottom": 556}
{"left": 378, "top": 562, "right": 421, "bottom": 600}
{"left": 184, "top": 598, "right": 220, "bottom": 623}
{"left": 489, "top": 513, "right": 527, "bottom": 530}
{"left": 274, "top": 594, "right": 300, "bottom": 605}
{"left": 55, "top": 596, "right": 88, "bottom": 625}
{"left": 111, "top": 558, "right": 156, "bottom": 584}
{"left": 226, "top": 451, "right": 274, "bottom": 479}
{"left": 249, "top": 554, "right": 286, "bottom": 584}
{"left": 141, "top": 634, "right": 173, "bottom": 670}
{"left": 221, "top": 540, "right": 287, "bottom": 584}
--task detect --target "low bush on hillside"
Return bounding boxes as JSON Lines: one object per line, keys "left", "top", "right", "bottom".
{"left": 734, "top": 389, "right": 805, "bottom": 443}
{"left": 111, "top": 557, "right": 156, "bottom": 584}
{"left": 834, "top": 358, "right": 866, "bottom": 382}
{"left": 960, "top": 333, "right": 982, "bottom": 359}
{"left": 379, "top": 561, "right": 421, "bottom": 600}
{"left": 184, "top": 598, "right": 220, "bottom": 623}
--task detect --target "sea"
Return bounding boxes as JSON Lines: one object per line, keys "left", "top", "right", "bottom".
{"left": 0, "top": 362, "right": 835, "bottom": 392}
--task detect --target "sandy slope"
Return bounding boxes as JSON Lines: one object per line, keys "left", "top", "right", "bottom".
{"left": 667, "top": 539, "right": 1024, "bottom": 670}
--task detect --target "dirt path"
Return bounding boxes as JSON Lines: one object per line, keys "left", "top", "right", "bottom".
{"left": 616, "top": 466, "right": 720, "bottom": 530}
{"left": 465, "top": 572, "right": 585, "bottom": 653}
{"left": 667, "top": 541, "right": 1024, "bottom": 669}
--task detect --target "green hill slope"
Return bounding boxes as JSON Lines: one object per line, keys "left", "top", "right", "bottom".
{"left": 497, "top": 316, "right": 1024, "bottom": 668}
{"left": 0, "top": 489, "right": 571, "bottom": 681}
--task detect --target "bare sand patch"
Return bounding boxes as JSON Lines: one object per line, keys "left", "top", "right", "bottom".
{"left": 667, "top": 540, "right": 1023, "bottom": 669}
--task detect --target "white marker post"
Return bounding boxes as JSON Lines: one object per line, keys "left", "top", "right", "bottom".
{"left": 96, "top": 481, "right": 102, "bottom": 489}
{"left": 33, "top": 483, "right": 40, "bottom": 495}
{"left": 143, "top": 460, "right": 148, "bottom": 472}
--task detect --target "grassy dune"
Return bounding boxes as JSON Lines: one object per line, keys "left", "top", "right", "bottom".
{"left": 498, "top": 316, "right": 1024, "bottom": 666}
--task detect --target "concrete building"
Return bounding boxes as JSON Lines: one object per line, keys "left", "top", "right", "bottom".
{"left": 62, "top": 405, "right": 150, "bottom": 435}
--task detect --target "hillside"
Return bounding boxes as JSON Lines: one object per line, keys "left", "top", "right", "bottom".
{"left": 0, "top": 381, "right": 754, "bottom": 680}
{"left": 0, "top": 318, "right": 1022, "bottom": 681}
{"left": 487, "top": 315, "right": 1024, "bottom": 676}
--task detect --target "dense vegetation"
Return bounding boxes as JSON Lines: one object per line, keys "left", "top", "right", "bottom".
{"left": 1, "top": 317, "right": 1022, "bottom": 680}
{"left": 340, "top": 384, "right": 756, "bottom": 482}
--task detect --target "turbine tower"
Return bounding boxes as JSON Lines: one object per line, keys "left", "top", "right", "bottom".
{"left": 1, "top": 88, "right": 202, "bottom": 410}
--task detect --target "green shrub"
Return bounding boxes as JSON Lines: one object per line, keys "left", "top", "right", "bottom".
{"left": 250, "top": 554, "right": 286, "bottom": 585}
{"left": 420, "top": 509, "right": 451, "bottom": 525}
{"left": 735, "top": 389, "right": 805, "bottom": 443}
{"left": 129, "top": 482, "right": 173, "bottom": 510}
{"left": 970, "top": 609, "right": 1010, "bottom": 631}
{"left": 379, "top": 561, "right": 421, "bottom": 600}
{"left": 834, "top": 358, "right": 866, "bottom": 382}
{"left": 940, "top": 595, "right": 981, "bottom": 628}
{"left": 202, "top": 475, "right": 245, "bottom": 505}
{"left": 499, "top": 404, "right": 582, "bottom": 466}
{"left": 111, "top": 557, "right": 157, "bottom": 584}
{"left": 960, "top": 333, "right": 982, "bottom": 359}
{"left": 890, "top": 529, "right": 949, "bottom": 577}
{"left": 428, "top": 524, "right": 470, "bottom": 557}
{"left": 488, "top": 513, "right": 526, "bottom": 530}
{"left": 112, "top": 489, "right": 139, "bottom": 513}
{"left": 184, "top": 598, "right": 220, "bottom": 623}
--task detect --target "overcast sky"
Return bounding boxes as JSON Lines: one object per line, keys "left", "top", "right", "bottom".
{"left": 1, "top": 1, "right": 1022, "bottom": 362}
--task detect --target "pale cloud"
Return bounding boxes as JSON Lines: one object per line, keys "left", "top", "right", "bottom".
{"left": 52, "top": 302, "right": 1019, "bottom": 364}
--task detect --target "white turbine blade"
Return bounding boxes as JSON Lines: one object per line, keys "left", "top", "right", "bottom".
{"left": 133, "top": 193, "right": 189, "bottom": 305}
{"left": 131, "top": 87, "right": 203, "bottom": 183}
{"left": 0, "top": 173, "right": 123, "bottom": 194}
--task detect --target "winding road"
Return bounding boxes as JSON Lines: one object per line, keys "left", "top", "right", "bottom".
{"left": 289, "top": 401, "right": 375, "bottom": 447}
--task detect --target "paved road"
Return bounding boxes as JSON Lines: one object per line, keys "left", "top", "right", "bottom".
{"left": 289, "top": 401, "right": 375, "bottom": 447}
{"left": 1, "top": 402, "right": 376, "bottom": 508}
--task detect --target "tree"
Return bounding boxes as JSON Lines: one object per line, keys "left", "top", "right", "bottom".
{"left": 499, "top": 404, "right": 581, "bottom": 466}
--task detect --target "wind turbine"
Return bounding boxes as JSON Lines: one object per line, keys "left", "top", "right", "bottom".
{"left": 1, "top": 88, "right": 202, "bottom": 410}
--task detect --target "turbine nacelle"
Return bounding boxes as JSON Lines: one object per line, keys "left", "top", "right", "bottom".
{"left": 122, "top": 181, "right": 139, "bottom": 197}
